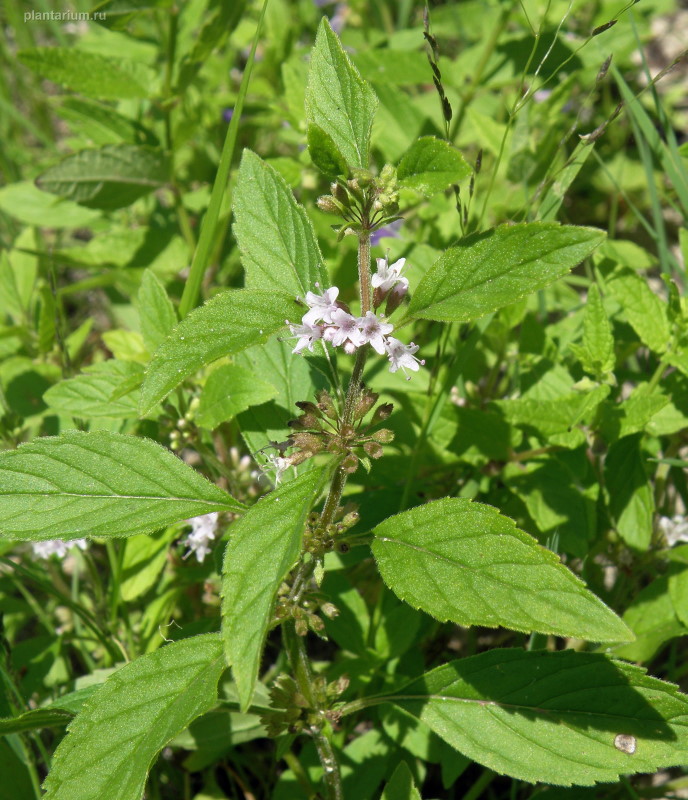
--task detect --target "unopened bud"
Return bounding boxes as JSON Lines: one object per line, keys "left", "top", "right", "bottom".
{"left": 321, "top": 602, "right": 339, "bottom": 620}
{"left": 371, "top": 428, "right": 394, "bottom": 444}
{"left": 341, "top": 509, "right": 360, "bottom": 528}
{"left": 295, "top": 619, "right": 308, "bottom": 636}
{"left": 290, "top": 432, "right": 324, "bottom": 453}
{"left": 350, "top": 167, "right": 373, "bottom": 187}
{"left": 384, "top": 282, "right": 408, "bottom": 316}
{"left": 363, "top": 441, "right": 384, "bottom": 459}
{"left": 353, "top": 388, "right": 379, "bottom": 420}
{"left": 342, "top": 453, "right": 358, "bottom": 473}
{"left": 317, "top": 195, "right": 343, "bottom": 215}
{"left": 295, "top": 400, "right": 322, "bottom": 417}
{"left": 371, "top": 403, "right": 394, "bottom": 424}
{"left": 316, "top": 389, "right": 339, "bottom": 420}
{"left": 288, "top": 412, "right": 322, "bottom": 431}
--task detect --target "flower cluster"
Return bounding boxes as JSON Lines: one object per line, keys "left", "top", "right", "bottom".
{"left": 182, "top": 512, "right": 219, "bottom": 563}
{"left": 286, "top": 257, "right": 424, "bottom": 379}
{"left": 32, "top": 539, "right": 88, "bottom": 560}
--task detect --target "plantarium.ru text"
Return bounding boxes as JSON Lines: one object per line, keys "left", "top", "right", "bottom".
{"left": 1, "top": 1, "right": 688, "bottom": 799}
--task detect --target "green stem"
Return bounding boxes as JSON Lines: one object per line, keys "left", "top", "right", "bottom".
{"left": 283, "top": 623, "right": 343, "bottom": 800}
{"left": 358, "top": 230, "right": 372, "bottom": 314}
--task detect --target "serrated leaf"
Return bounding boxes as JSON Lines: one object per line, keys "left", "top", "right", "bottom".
{"left": 233, "top": 150, "right": 327, "bottom": 295}
{"left": 43, "top": 360, "right": 144, "bottom": 418}
{"left": 306, "top": 123, "right": 349, "bottom": 177}
{"left": 236, "top": 337, "right": 327, "bottom": 465}
{"left": 577, "top": 284, "right": 615, "bottom": 376}
{"left": 18, "top": 48, "right": 155, "bottom": 99}
{"left": 604, "top": 434, "right": 653, "bottom": 550}
{"left": 371, "top": 498, "right": 632, "bottom": 642}
{"left": 305, "top": 18, "right": 378, "bottom": 170}
{"left": 605, "top": 267, "right": 671, "bottom": 353}
{"left": 137, "top": 270, "right": 177, "bottom": 352}
{"left": 387, "top": 649, "right": 688, "bottom": 785}
{"left": 405, "top": 223, "right": 606, "bottom": 323}
{"left": 221, "top": 470, "right": 326, "bottom": 711}
{"left": 397, "top": 136, "right": 472, "bottom": 195}
{"left": 381, "top": 761, "right": 421, "bottom": 800}
{"left": 36, "top": 145, "right": 168, "bottom": 210}
{"left": 139, "top": 290, "right": 300, "bottom": 415}
{"left": 197, "top": 364, "right": 278, "bottom": 430}
{"left": 0, "top": 430, "right": 242, "bottom": 541}
{"left": 56, "top": 97, "right": 155, "bottom": 146}
{"left": 43, "top": 634, "right": 225, "bottom": 800}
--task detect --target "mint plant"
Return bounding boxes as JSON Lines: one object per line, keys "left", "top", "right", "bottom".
{"left": 1, "top": 3, "right": 688, "bottom": 800}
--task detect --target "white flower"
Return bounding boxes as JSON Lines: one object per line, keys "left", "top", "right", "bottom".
{"left": 360, "top": 311, "right": 393, "bottom": 355}
{"left": 183, "top": 512, "right": 219, "bottom": 563}
{"left": 372, "top": 256, "right": 409, "bottom": 294}
{"left": 658, "top": 515, "right": 688, "bottom": 546}
{"left": 302, "top": 285, "right": 340, "bottom": 325}
{"left": 32, "top": 539, "right": 88, "bottom": 560}
{"left": 287, "top": 319, "right": 323, "bottom": 354}
{"left": 385, "top": 336, "right": 425, "bottom": 379}
{"left": 327, "top": 308, "right": 366, "bottom": 349}
{"left": 262, "top": 453, "right": 291, "bottom": 486}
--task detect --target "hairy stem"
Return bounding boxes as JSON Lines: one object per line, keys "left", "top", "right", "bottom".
{"left": 283, "top": 225, "right": 372, "bottom": 798}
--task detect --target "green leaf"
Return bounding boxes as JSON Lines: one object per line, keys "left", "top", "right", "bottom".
{"left": 397, "top": 136, "right": 472, "bottom": 195}
{"left": 371, "top": 498, "right": 632, "bottom": 642}
{"left": 387, "top": 648, "right": 688, "bottom": 785}
{"left": 306, "top": 123, "right": 349, "bottom": 177}
{"left": 55, "top": 97, "right": 155, "bottom": 146}
{"left": 405, "top": 223, "right": 606, "bottom": 323}
{"left": 18, "top": 48, "right": 155, "bottom": 99}
{"left": 139, "top": 289, "right": 300, "bottom": 415}
{"left": 236, "top": 337, "right": 325, "bottom": 458}
{"left": 43, "top": 361, "right": 144, "bottom": 418}
{"left": 43, "top": 634, "right": 225, "bottom": 800}
{"left": 137, "top": 270, "right": 177, "bottom": 353}
{"left": 613, "top": 576, "right": 686, "bottom": 663}
{"left": 221, "top": 470, "right": 326, "bottom": 711}
{"left": 305, "top": 18, "right": 378, "bottom": 170}
{"left": 604, "top": 434, "right": 653, "bottom": 550}
{"left": 0, "top": 182, "right": 102, "bottom": 228}
{"left": 381, "top": 762, "right": 421, "bottom": 800}
{"left": 36, "top": 145, "right": 168, "bottom": 210}
{"left": 604, "top": 267, "right": 671, "bottom": 353}
{"left": 120, "top": 528, "right": 177, "bottom": 602}
{"left": 0, "top": 430, "right": 242, "bottom": 542}
{"left": 233, "top": 150, "right": 327, "bottom": 295}
{"left": 197, "top": 364, "right": 278, "bottom": 430}
{"left": 572, "top": 284, "right": 615, "bottom": 377}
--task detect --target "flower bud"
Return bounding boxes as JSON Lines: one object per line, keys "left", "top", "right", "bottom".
{"left": 288, "top": 412, "right": 322, "bottom": 431}
{"left": 371, "top": 428, "right": 394, "bottom": 444}
{"left": 363, "top": 441, "right": 384, "bottom": 459}
{"left": 385, "top": 282, "right": 408, "bottom": 316}
{"left": 295, "top": 400, "right": 322, "bottom": 417}
{"left": 317, "top": 195, "right": 343, "bottom": 215}
{"left": 316, "top": 389, "right": 339, "bottom": 420}
{"left": 290, "top": 432, "right": 324, "bottom": 453}
{"left": 371, "top": 402, "right": 394, "bottom": 424}
{"left": 321, "top": 602, "right": 339, "bottom": 620}
{"left": 342, "top": 453, "right": 358, "bottom": 473}
{"left": 353, "top": 388, "right": 379, "bottom": 421}
{"left": 341, "top": 509, "right": 360, "bottom": 528}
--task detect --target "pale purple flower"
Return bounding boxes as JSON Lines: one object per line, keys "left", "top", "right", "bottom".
{"left": 302, "top": 284, "right": 340, "bottom": 325}
{"left": 32, "top": 539, "right": 88, "bottom": 559}
{"left": 183, "top": 512, "right": 218, "bottom": 563}
{"left": 360, "top": 311, "right": 393, "bottom": 355}
{"left": 385, "top": 336, "right": 425, "bottom": 379}
{"left": 372, "top": 256, "right": 409, "bottom": 294}
{"left": 370, "top": 219, "right": 403, "bottom": 246}
{"left": 287, "top": 319, "right": 323, "bottom": 354}
{"left": 327, "top": 308, "right": 366, "bottom": 349}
